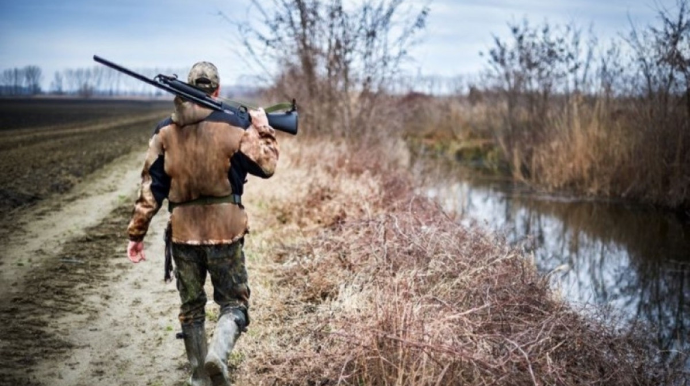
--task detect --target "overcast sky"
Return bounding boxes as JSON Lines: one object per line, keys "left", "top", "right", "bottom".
{"left": 0, "top": 0, "right": 675, "bottom": 89}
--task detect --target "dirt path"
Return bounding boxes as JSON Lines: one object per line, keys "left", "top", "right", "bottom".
{"left": 0, "top": 149, "right": 189, "bottom": 386}
{"left": 0, "top": 137, "right": 301, "bottom": 386}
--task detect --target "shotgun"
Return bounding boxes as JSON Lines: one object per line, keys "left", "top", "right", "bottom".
{"left": 93, "top": 55, "right": 298, "bottom": 135}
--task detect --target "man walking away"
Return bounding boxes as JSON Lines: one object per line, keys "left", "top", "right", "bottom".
{"left": 126, "top": 61, "right": 279, "bottom": 386}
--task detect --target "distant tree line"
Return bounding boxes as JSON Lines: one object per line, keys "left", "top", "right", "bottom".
{"left": 0, "top": 65, "right": 189, "bottom": 97}
{"left": 0, "top": 64, "right": 267, "bottom": 99}
{"left": 0, "top": 66, "right": 43, "bottom": 95}
{"left": 0, "top": 62, "right": 465, "bottom": 98}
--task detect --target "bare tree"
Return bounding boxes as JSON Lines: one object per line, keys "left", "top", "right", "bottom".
{"left": 91, "top": 66, "right": 105, "bottom": 96}
{"left": 0, "top": 67, "right": 36, "bottom": 95}
{"left": 224, "top": 0, "right": 429, "bottom": 138}
{"left": 653, "top": 0, "right": 690, "bottom": 118}
{"left": 63, "top": 69, "right": 77, "bottom": 94}
{"left": 597, "top": 40, "right": 626, "bottom": 101}
{"left": 51, "top": 71, "right": 64, "bottom": 94}
{"left": 74, "top": 68, "right": 93, "bottom": 97}
{"left": 23, "top": 65, "right": 42, "bottom": 95}
{"left": 483, "top": 19, "right": 598, "bottom": 178}
{"left": 0, "top": 69, "right": 13, "bottom": 95}
{"left": 626, "top": 0, "right": 690, "bottom": 187}
{"left": 10, "top": 68, "right": 26, "bottom": 95}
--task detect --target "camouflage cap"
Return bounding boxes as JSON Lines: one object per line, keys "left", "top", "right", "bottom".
{"left": 188, "top": 61, "right": 219, "bottom": 93}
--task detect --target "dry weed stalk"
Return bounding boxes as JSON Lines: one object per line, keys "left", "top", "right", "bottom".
{"left": 236, "top": 139, "right": 683, "bottom": 385}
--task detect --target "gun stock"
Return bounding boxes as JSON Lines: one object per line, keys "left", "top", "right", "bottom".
{"left": 267, "top": 111, "right": 298, "bottom": 136}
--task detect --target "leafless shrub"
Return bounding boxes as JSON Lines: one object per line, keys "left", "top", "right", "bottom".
{"left": 621, "top": 0, "right": 690, "bottom": 205}
{"left": 424, "top": 1, "right": 690, "bottom": 208}
{"left": 483, "top": 19, "right": 597, "bottom": 180}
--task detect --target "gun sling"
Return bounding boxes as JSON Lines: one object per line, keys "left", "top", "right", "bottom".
{"left": 219, "top": 98, "right": 295, "bottom": 114}
{"left": 168, "top": 194, "right": 241, "bottom": 212}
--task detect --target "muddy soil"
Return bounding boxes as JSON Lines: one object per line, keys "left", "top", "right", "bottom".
{"left": 0, "top": 98, "right": 170, "bottom": 131}
{"left": 0, "top": 100, "right": 193, "bottom": 386}
{"left": 0, "top": 99, "right": 170, "bottom": 219}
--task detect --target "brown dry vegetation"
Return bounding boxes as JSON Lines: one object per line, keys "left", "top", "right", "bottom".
{"left": 403, "top": 3, "right": 690, "bottom": 211}
{"left": 403, "top": 90, "right": 690, "bottom": 209}
{"left": 201, "top": 1, "right": 688, "bottom": 382}
{"left": 235, "top": 138, "right": 684, "bottom": 385}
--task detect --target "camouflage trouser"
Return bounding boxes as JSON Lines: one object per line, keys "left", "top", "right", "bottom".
{"left": 172, "top": 240, "right": 250, "bottom": 327}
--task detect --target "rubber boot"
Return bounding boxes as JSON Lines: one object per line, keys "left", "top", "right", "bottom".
{"left": 204, "top": 311, "right": 244, "bottom": 386}
{"left": 182, "top": 322, "right": 212, "bottom": 386}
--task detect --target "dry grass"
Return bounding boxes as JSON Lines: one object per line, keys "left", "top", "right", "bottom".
{"left": 530, "top": 98, "right": 638, "bottom": 196}
{"left": 235, "top": 138, "right": 683, "bottom": 385}
{"left": 518, "top": 95, "right": 689, "bottom": 208}
{"left": 403, "top": 93, "right": 690, "bottom": 210}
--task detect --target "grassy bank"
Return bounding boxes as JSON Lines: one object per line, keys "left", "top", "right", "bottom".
{"left": 402, "top": 91, "right": 690, "bottom": 211}
{"left": 234, "top": 138, "right": 683, "bottom": 385}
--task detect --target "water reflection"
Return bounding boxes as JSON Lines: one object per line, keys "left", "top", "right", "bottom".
{"left": 425, "top": 178, "right": 690, "bottom": 365}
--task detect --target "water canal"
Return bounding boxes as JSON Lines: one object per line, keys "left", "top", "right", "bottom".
{"left": 419, "top": 164, "right": 690, "bottom": 366}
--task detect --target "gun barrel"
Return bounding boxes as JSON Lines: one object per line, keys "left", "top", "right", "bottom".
{"left": 93, "top": 56, "right": 159, "bottom": 87}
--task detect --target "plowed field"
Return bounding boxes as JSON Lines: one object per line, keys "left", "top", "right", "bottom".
{"left": 0, "top": 98, "right": 192, "bottom": 386}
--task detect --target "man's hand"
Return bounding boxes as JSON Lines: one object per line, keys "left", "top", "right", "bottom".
{"left": 127, "top": 240, "right": 146, "bottom": 263}
{"left": 249, "top": 107, "right": 269, "bottom": 128}
{"left": 247, "top": 107, "right": 277, "bottom": 147}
